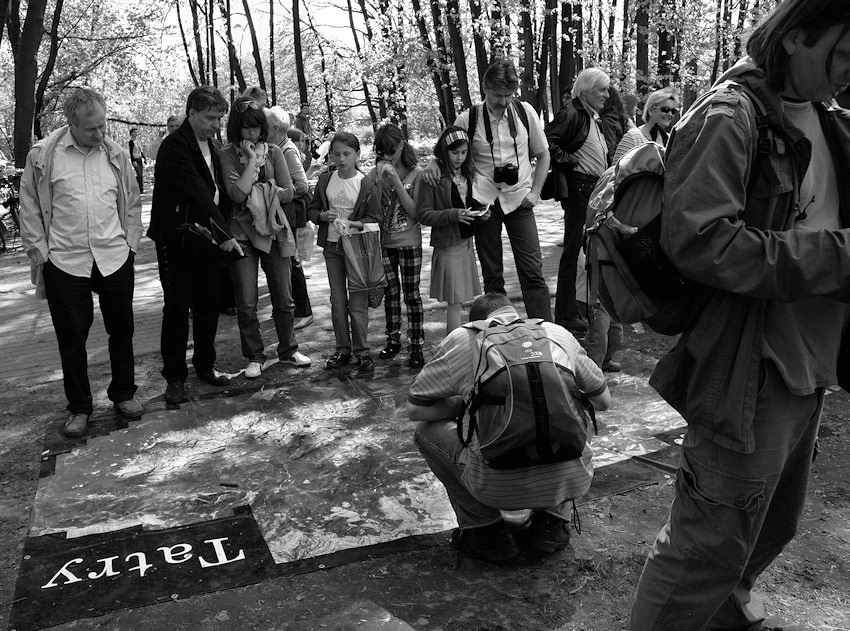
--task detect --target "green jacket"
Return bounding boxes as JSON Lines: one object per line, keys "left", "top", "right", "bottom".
{"left": 650, "top": 59, "right": 850, "bottom": 453}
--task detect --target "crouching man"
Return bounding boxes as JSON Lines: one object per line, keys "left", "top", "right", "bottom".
{"left": 407, "top": 293, "right": 610, "bottom": 562}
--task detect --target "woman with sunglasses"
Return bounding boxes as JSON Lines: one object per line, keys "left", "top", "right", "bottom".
{"left": 612, "top": 87, "right": 680, "bottom": 163}
{"left": 371, "top": 123, "right": 425, "bottom": 368}
{"left": 218, "top": 96, "right": 311, "bottom": 379}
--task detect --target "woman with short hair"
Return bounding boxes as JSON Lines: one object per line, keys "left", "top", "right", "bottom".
{"left": 612, "top": 87, "right": 680, "bottom": 163}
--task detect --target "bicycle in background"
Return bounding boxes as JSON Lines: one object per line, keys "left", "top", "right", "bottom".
{"left": 0, "top": 169, "right": 22, "bottom": 253}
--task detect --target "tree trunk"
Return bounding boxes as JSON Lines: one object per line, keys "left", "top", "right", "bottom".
{"left": 733, "top": 0, "right": 748, "bottom": 61}
{"left": 710, "top": 0, "right": 723, "bottom": 84}
{"left": 446, "top": 0, "right": 472, "bottom": 110}
{"left": 547, "top": 0, "right": 560, "bottom": 114}
{"left": 293, "top": 0, "right": 308, "bottom": 105}
{"left": 490, "top": 0, "right": 507, "bottom": 60}
{"left": 635, "top": 0, "right": 649, "bottom": 94}
{"left": 721, "top": 0, "right": 732, "bottom": 71}
{"left": 13, "top": 0, "right": 48, "bottom": 165}
{"left": 208, "top": 0, "right": 219, "bottom": 87}
{"left": 657, "top": 0, "right": 676, "bottom": 82}
{"left": 268, "top": 0, "right": 275, "bottom": 104}
{"left": 429, "top": 0, "right": 454, "bottom": 120}
{"left": 189, "top": 0, "right": 208, "bottom": 85}
{"left": 241, "top": 0, "right": 266, "bottom": 92}
{"left": 176, "top": 0, "right": 199, "bottom": 85}
{"left": 467, "top": 0, "right": 488, "bottom": 89}
{"left": 536, "top": 2, "right": 553, "bottom": 118}
{"left": 304, "top": 5, "right": 334, "bottom": 126}
{"left": 558, "top": 1, "right": 574, "bottom": 103}
{"left": 620, "top": 0, "right": 630, "bottom": 82}
{"left": 345, "top": 0, "right": 378, "bottom": 126}
{"left": 377, "top": 0, "right": 407, "bottom": 132}
{"left": 357, "top": 0, "right": 387, "bottom": 119}
{"left": 0, "top": 0, "right": 10, "bottom": 48}
{"left": 411, "top": 0, "right": 452, "bottom": 124}
{"left": 518, "top": 0, "right": 535, "bottom": 103}
{"left": 219, "top": 0, "right": 245, "bottom": 93}
{"left": 33, "top": 0, "right": 64, "bottom": 140}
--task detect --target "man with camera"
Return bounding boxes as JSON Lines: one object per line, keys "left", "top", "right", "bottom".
{"left": 544, "top": 68, "right": 611, "bottom": 334}
{"left": 422, "top": 59, "right": 552, "bottom": 321}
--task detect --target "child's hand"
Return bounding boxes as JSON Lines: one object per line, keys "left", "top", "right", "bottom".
{"left": 320, "top": 210, "right": 339, "bottom": 223}
{"left": 457, "top": 208, "right": 474, "bottom": 225}
{"left": 334, "top": 217, "right": 351, "bottom": 236}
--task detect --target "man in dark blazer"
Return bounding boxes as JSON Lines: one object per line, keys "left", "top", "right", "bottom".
{"left": 148, "top": 86, "right": 243, "bottom": 405}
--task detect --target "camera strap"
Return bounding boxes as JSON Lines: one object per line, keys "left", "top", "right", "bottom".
{"left": 482, "top": 104, "right": 520, "bottom": 170}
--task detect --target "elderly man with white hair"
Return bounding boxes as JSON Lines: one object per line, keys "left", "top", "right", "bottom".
{"left": 544, "top": 67, "right": 612, "bottom": 335}
{"left": 265, "top": 105, "right": 314, "bottom": 330}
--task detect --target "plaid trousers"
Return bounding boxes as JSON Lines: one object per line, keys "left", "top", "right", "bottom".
{"left": 381, "top": 245, "right": 424, "bottom": 350}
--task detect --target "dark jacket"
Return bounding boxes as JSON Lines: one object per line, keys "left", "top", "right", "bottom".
{"left": 650, "top": 58, "right": 850, "bottom": 453}
{"left": 306, "top": 170, "right": 383, "bottom": 248}
{"left": 147, "top": 120, "right": 231, "bottom": 245}
{"left": 415, "top": 171, "right": 474, "bottom": 248}
{"left": 544, "top": 97, "right": 594, "bottom": 200}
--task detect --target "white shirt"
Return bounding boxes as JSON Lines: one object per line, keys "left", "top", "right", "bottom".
{"left": 454, "top": 100, "right": 548, "bottom": 214}
{"left": 326, "top": 170, "right": 364, "bottom": 242}
{"left": 196, "top": 136, "right": 220, "bottom": 206}
{"left": 48, "top": 131, "right": 127, "bottom": 277}
{"left": 573, "top": 104, "right": 608, "bottom": 177}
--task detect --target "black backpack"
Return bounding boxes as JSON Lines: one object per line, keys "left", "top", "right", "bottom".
{"left": 582, "top": 82, "right": 778, "bottom": 336}
{"left": 459, "top": 318, "right": 596, "bottom": 470}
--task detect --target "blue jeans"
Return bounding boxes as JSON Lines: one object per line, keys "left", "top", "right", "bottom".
{"left": 630, "top": 360, "right": 823, "bottom": 631}
{"left": 474, "top": 200, "right": 552, "bottom": 321}
{"left": 229, "top": 240, "right": 297, "bottom": 362}
{"left": 555, "top": 174, "right": 596, "bottom": 326}
{"left": 414, "top": 419, "right": 571, "bottom": 529}
{"left": 323, "top": 242, "right": 369, "bottom": 356}
{"left": 579, "top": 302, "right": 623, "bottom": 368}
{"left": 43, "top": 253, "right": 137, "bottom": 414}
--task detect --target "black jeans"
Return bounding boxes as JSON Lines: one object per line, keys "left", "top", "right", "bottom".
{"left": 43, "top": 252, "right": 137, "bottom": 414}
{"left": 155, "top": 239, "right": 221, "bottom": 383}
{"left": 555, "top": 174, "right": 597, "bottom": 325}
{"left": 474, "top": 200, "right": 552, "bottom": 321}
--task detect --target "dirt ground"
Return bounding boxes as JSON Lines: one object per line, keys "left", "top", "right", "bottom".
{"left": 0, "top": 238, "right": 848, "bottom": 630}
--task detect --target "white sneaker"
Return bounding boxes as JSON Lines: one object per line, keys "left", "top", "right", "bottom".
{"left": 280, "top": 351, "right": 312, "bottom": 367}
{"left": 244, "top": 361, "right": 263, "bottom": 379}
{"left": 293, "top": 314, "right": 314, "bottom": 330}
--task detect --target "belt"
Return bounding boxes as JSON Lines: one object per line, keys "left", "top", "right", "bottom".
{"left": 567, "top": 172, "right": 600, "bottom": 185}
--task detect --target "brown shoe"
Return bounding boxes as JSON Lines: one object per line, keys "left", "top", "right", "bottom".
{"left": 63, "top": 412, "right": 90, "bottom": 438}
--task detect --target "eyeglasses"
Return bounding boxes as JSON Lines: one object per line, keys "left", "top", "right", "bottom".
{"left": 657, "top": 106, "right": 679, "bottom": 115}
{"left": 235, "top": 100, "right": 260, "bottom": 113}
{"left": 375, "top": 145, "right": 399, "bottom": 157}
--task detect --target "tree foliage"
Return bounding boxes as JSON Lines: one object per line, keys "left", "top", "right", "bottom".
{"left": 0, "top": 0, "right": 787, "bottom": 162}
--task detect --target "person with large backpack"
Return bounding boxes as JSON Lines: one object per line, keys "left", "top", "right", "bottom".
{"left": 629, "top": 1, "right": 850, "bottom": 629}
{"left": 407, "top": 293, "right": 610, "bottom": 563}
{"left": 420, "top": 59, "right": 552, "bottom": 321}
{"left": 544, "top": 68, "right": 612, "bottom": 334}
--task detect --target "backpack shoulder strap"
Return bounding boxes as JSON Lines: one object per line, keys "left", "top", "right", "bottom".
{"left": 467, "top": 104, "right": 479, "bottom": 145}
{"left": 512, "top": 98, "right": 530, "bottom": 132}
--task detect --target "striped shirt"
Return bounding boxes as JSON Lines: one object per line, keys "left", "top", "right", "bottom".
{"left": 408, "top": 307, "right": 606, "bottom": 508}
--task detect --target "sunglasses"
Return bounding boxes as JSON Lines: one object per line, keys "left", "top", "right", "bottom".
{"left": 657, "top": 106, "right": 679, "bottom": 115}
{"left": 375, "top": 145, "right": 399, "bottom": 157}
{"left": 235, "top": 100, "right": 260, "bottom": 113}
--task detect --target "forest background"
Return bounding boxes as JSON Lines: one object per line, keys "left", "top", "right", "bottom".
{"left": 0, "top": 0, "right": 784, "bottom": 167}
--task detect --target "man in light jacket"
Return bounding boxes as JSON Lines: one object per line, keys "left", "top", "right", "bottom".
{"left": 20, "top": 87, "right": 144, "bottom": 438}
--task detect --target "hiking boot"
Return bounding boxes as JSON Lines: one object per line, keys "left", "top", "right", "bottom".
{"left": 379, "top": 342, "right": 401, "bottom": 359}
{"left": 114, "top": 399, "right": 144, "bottom": 419}
{"left": 451, "top": 521, "right": 521, "bottom": 563}
{"left": 356, "top": 354, "right": 374, "bottom": 372}
{"left": 515, "top": 512, "right": 571, "bottom": 553}
{"left": 326, "top": 351, "right": 351, "bottom": 369}
{"left": 408, "top": 350, "right": 425, "bottom": 369}
{"left": 164, "top": 381, "right": 185, "bottom": 405}
{"left": 63, "top": 412, "right": 90, "bottom": 438}
{"left": 197, "top": 369, "right": 230, "bottom": 387}
{"left": 602, "top": 361, "right": 622, "bottom": 372}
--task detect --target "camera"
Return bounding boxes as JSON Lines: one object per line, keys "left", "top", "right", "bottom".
{"left": 494, "top": 163, "right": 519, "bottom": 186}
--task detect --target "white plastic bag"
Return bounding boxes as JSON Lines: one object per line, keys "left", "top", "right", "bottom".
{"left": 296, "top": 222, "right": 316, "bottom": 262}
